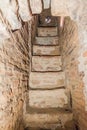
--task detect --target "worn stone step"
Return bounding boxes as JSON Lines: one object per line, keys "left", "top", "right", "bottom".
{"left": 24, "top": 111, "right": 73, "bottom": 129}
{"left": 29, "top": 72, "right": 65, "bottom": 89}
{"left": 32, "top": 56, "right": 62, "bottom": 72}
{"left": 29, "top": 89, "right": 68, "bottom": 109}
{"left": 35, "top": 37, "right": 58, "bottom": 45}
{"left": 33, "top": 45, "right": 60, "bottom": 56}
{"left": 37, "top": 27, "right": 58, "bottom": 36}
{"left": 26, "top": 107, "right": 71, "bottom": 114}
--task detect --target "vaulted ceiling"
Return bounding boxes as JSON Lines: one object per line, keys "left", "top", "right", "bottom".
{"left": 0, "top": 0, "right": 86, "bottom": 41}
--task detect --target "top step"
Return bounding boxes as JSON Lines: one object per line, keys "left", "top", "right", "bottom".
{"left": 38, "top": 9, "right": 58, "bottom": 27}
{"left": 37, "top": 27, "right": 58, "bottom": 37}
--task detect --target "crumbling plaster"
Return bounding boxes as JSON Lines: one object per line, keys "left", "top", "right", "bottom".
{"left": 68, "top": 0, "right": 87, "bottom": 111}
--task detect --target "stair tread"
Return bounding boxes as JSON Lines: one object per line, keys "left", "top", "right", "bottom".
{"left": 24, "top": 111, "right": 73, "bottom": 128}
{"left": 32, "top": 56, "right": 62, "bottom": 72}
{"left": 29, "top": 89, "right": 68, "bottom": 109}
{"left": 37, "top": 27, "right": 58, "bottom": 37}
{"left": 29, "top": 72, "right": 65, "bottom": 89}
{"left": 35, "top": 37, "right": 58, "bottom": 45}
{"left": 33, "top": 45, "right": 60, "bottom": 56}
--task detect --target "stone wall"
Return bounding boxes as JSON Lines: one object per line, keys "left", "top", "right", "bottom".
{"left": 0, "top": 17, "right": 37, "bottom": 130}
{"left": 23, "top": 16, "right": 38, "bottom": 116}
{"left": 59, "top": 17, "right": 87, "bottom": 130}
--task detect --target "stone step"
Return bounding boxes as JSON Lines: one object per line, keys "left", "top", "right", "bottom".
{"left": 29, "top": 89, "right": 68, "bottom": 109}
{"left": 32, "top": 56, "right": 62, "bottom": 72}
{"left": 24, "top": 111, "right": 73, "bottom": 129}
{"left": 26, "top": 107, "right": 71, "bottom": 114}
{"left": 37, "top": 27, "right": 58, "bottom": 36}
{"left": 24, "top": 127, "right": 66, "bottom": 130}
{"left": 35, "top": 37, "right": 58, "bottom": 45}
{"left": 33, "top": 45, "right": 60, "bottom": 56}
{"left": 29, "top": 72, "right": 65, "bottom": 89}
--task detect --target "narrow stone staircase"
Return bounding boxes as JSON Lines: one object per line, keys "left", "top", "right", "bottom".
{"left": 24, "top": 26, "right": 73, "bottom": 130}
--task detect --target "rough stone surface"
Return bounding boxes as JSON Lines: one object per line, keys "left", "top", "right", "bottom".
{"left": 51, "top": 0, "right": 69, "bottom": 16}
{"left": 43, "top": 0, "right": 51, "bottom": 9}
{"left": 35, "top": 37, "right": 59, "bottom": 45}
{"left": 24, "top": 112, "right": 73, "bottom": 128}
{"left": 33, "top": 45, "right": 60, "bottom": 56}
{"left": 30, "top": 0, "right": 42, "bottom": 14}
{"left": 29, "top": 89, "right": 68, "bottom": 108}
{"left": 18, "top": 0, "right": 32, "bottom": 21}
{"left": 37, "top": 27, "right": 58, "bottom": 36}
{"left": 0, "top": 19, "right": 10, "bottom": 42}
{"left": 0, "top": 16, "right": 37, "bottom": 130}
{"left": 29, "top": 72, "right": 65, "bottom": 89}
{"left": 0, "top": 25, "right": 29, "bottom": 129}
{"left": 0, "top": 0, "right": 21, "bottom": 30}
{"left": 32, "top": 56, "right": 62, "bottom": 72}
{"left": 59, "top": 17, "right": 87, "bottom": 130}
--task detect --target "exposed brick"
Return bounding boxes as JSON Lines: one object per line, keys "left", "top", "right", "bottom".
{"left": 0, "top": 17, "right": 37, "bottom": 130}
{"left": 60, "top": 17, "right": 87, "bottom": 130}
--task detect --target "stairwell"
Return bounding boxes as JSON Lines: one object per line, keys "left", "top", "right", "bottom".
{"left": 24, "top": 15, "right": 74, "bottom": 130}
{"left": 0, "top": 1, "right": 87, "bottom": 130}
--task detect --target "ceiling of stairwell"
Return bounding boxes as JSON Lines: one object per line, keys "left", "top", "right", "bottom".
{"left": 0, "top": 0, "right": 70, "bottom": 41}
{"left": 0, "top": 0, "right": 85, "bottom": 42}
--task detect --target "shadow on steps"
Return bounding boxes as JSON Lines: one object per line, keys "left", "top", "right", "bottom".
{"left": 24, "top": 127, "right": 51, "bottom": 130}
{"left": 24, "top": 122, "right": 76, "bottom": 130}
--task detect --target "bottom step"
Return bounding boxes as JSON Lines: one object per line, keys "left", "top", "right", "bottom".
{"left": 24, "top": 127, "right": 75, "bottom": 130}
{"left": 23, "top": 112, "right": 73, "bottom": 129}
{"left": 24, "top": 127, "right": 66, "bottom": 130}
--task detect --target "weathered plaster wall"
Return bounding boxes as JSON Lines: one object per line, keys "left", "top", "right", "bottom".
{"left": 60, "top": 17, "right": 87, "bottom": 130}
{"left": 69, "top": 1, "right": 87, "bottom": 129}
{"left": 51, "top": 0, "right": 87, "bottom": 129}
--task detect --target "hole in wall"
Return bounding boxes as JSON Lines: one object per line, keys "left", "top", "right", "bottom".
{"left": 75, "top": 125, "right": 80, "bottom": 130}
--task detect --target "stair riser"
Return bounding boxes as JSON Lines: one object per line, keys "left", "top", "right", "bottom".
{"left": 29, "top": 72, "right": 65, "bottom": 89}
{"left": 29, "top": 89, "right": 68, "bottom": 108}
{"left": 32, "top": 56, "right": 62, "bottom": 72}
{"left": 24, "top": 113, "right": 73, "bottom": 129}
{"left": 35, "top": 37, "right": 58, "bottom": 45}
{"left": 33, "top": 45, "right": 60, "bottom": 56}
{"left": 38, "top": 27, "right": 58, "bottom": 36}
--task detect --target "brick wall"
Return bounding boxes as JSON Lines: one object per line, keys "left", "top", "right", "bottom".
{"left": 0, "top": 17, "right": 37, "bottom": 130}
{"left": 59, "top": 17, "right": 87, "bottom": 130}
